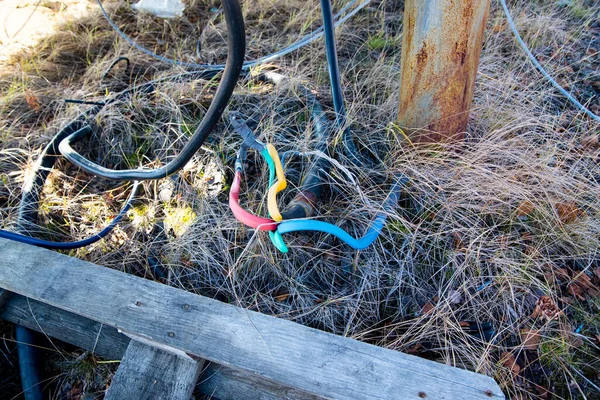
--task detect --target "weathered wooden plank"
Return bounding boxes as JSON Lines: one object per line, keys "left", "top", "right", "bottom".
{"left": 105, "top": 340, "right": 203, "bottom": 400}
{"left": 198, "top": 364, "right": 321, "bottom": 400}
{"left": 0, "top": 294, "right": 318, "bottom": 399}
{"left": 0, "top": 239, "right": 505, "bottom": 399}
{"left": 0, "top": 293, "right": 126, "bottom": 360}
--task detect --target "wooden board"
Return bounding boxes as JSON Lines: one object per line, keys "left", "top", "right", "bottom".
{"left": 0, "top": 294, "right": 318, "bottom": 399}
{"left": 1, "top": 293, "right": 127, "bottom": 360}
{"left": 0, "top": 239, "right": 505, "bottom": 399}
{"left": 105, "top": 340, "right": 203, "bottom": 400}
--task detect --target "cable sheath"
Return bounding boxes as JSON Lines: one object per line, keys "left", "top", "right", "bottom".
{"left": 61, "top": 0, "right": 246, "bottom": 180}
{"left": 277, "top": 176, "right": 407, "bottom": 249}
{"left": 500, "top": 0, "right": 600, "bottom": 122}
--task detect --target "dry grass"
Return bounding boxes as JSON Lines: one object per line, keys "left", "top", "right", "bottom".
{"left": 1, "top": 0, "right": 600, "bottom": 398}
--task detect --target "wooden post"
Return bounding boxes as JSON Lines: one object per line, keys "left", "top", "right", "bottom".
{"left": 397, "top": 0, "right": 491, "bottom": 143}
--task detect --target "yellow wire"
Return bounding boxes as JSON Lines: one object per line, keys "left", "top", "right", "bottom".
{"left": 266, "top": 144, "right": 287, "bottom": 221}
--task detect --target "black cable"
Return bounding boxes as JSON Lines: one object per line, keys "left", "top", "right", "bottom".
{"left": 101, "top": 56, "right": 131, "bottom": 82}
{"left": 15, "top": 326, "right": 44, "bottom": 400}
{"left": 281, "top": 86, "right": 331, "bottom": 219}
{"left": 254, "top": 72, "right": 331, "bottom": 220}
{"left": 2, "top": 184, "right": 139, "bottom": 249}
{"left": 59, "top": 0, "right": 246, "bottom": 181}
{"left": 8, "top": 78, "right": 142, "bottom": 400}
{"left": 319, "top": 0, "right": 362, "bottom": 167}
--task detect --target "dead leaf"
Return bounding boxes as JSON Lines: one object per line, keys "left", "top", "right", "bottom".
{"left": 25, "top": 90, "right": 41, "bottom": 112}
{"left": 501, "top": 351, "right": 521, "bottom": 375}
{"left": 534, "top": 383, "right": 551, "bottom": 400}
{"left": 568, "top": 284, "right": 585, "bottom": 301}
{"left": 406, "top": 343, "right": 422, "bottom": 354}
{"left": 555, "top": 202, "right": 585, "bottom": 224}
{"left": 274, "top": 293, "right": 290, "bottom": 302}
{"left": 568, "top": 272, "right": 595, "bottom": 300}
{"left": 569, "top": 335, "right": 584, "bottom": 348}
{"left": 581, "top": 135, "right": 600, "bottom": 151}
{"left": 573, "top": 272, "right": 593, "bottom": 289}
{"left": 531, "top": 296, "right": 561, "bottom": 321}
{"left": 520, "top": 328, "right": 541, "bottom": 350}
{"left": 422, "top": 303, "right": 434, "bottom": 315}
{"left": 517, "top": 200, "right": 535, "bottom": 217}
{"left": 556, "top": 268, "right": 571, "bottom": 281}
{"left": 452, "top": 231, "right": 463, "bottom": 249}
{"left": 66, "top": 380, "right": 83, "bottom": 400}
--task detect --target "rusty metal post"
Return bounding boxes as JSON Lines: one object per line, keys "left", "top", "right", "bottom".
{"left": 397, "top": 0, "right": 491, "bottom": 143}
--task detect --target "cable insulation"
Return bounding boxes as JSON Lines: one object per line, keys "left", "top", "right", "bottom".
{"left": 500, "top": 0, "right": 600, "bottom": 122}
{"left": 277, "top": 176, "right": 407, "bottom": 249}
{"left": 96, "top": 0, "right": 371, "bottom": 70}
{"left": 1, "top": 182, "right": 139, "bottom": 249}
{"left": 61, "top": 0, "right": 246, "bottom": 180}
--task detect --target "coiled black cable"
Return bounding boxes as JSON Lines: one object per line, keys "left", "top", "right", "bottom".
{"left": 4, "top": 2, "right": 245, "bottom": 397}
{"left": 59, "top": 0, "right": 246, "bottom": 181}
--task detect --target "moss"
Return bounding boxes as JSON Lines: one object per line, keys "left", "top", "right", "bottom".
{"left": 163, "top": 204, "right": 197, "bottom": 236}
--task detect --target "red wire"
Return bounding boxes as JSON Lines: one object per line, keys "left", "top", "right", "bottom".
{"left": 229, "top": 171, "right": 278, "bottom": 231}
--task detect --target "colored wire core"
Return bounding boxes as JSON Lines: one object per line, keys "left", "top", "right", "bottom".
{"left": 277, "top": 176, "right": 408, "bottom": 249}
{"left": 229, "top": 171, "right": 278, "bottom": 231}
{"left": 266, "top": 144, "right": 287, "bottom": 222}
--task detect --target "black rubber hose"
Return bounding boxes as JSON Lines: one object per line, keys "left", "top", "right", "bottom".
{"left": 59, "top": 0, "right": 246, "bottom": 181}
{"left": 8, "top": 3, "right": 243, "bottom": 395}
{"left": 18, "top": 117, "right": 98, "bottom": 224}
{"left": 281, "top": 89, "right": 331, "bottom": 219}
{"left": 15, "top": 326, "right": 44, "bottom": 400}
{"left": 256, "top": 71, "right": 331, "bottom": 220}
{"left": 17, "top": 62, "right": 225, "bottom": 227}
{"left": 11, "top": 122, "right": 69, "bottom": 399}
{"left": 12, "top": 118, "right": 96, "bottom": 400}
{"left": 320, "top": 0, "right": 362, "bottom": 166}
{"left": 10, "top": 77, "right": 152, "bottom": 400}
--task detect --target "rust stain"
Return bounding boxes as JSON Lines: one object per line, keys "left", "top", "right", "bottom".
{"left": 416, "top": 43, "right": 428, "bottom": 64}
{"left": 398, "top": 0, "right": 491, "bottom": 144}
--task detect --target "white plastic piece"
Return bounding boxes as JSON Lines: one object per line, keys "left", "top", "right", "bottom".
{"left": 132, "top": 0, "right": 185, "bottom": 18}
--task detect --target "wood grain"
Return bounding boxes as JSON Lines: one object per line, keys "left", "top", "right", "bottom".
{"left": 0, "top": 239, "right": 504, "bottom": 399}
{"left": 0, "top": 294, "right": 318, "bottom": 399}
{"left": 105, "top": 340, "right": 203, "bottom": 400}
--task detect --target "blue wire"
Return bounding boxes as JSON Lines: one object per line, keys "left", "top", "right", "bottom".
{"left": 0, "top": 182, "right": 139, "bottom": 250}
{"left": 277, "top": 176, "right": 407, "bottom": 250}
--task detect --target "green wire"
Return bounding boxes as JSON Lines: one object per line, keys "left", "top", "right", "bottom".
{"left": 260, "top": 148, "right": 289, "bottom": 253}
